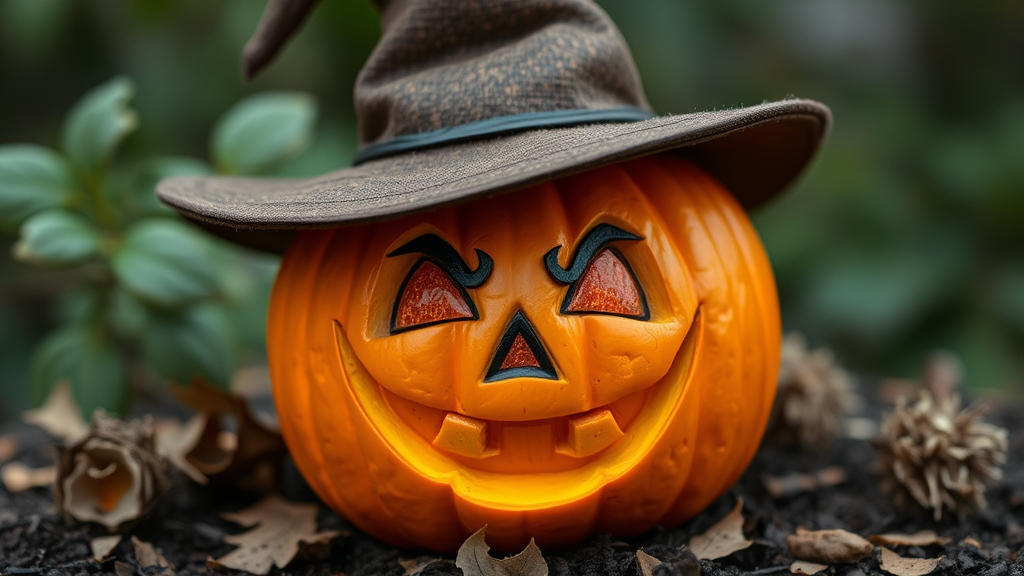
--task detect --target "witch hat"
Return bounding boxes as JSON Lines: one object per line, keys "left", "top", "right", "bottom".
{"left": 157, "top": 0, "right": 831, "bottom": 253}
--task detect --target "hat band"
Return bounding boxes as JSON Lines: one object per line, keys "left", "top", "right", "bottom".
{"left": 354, "top": 106, "right": 655, "bottom": 165}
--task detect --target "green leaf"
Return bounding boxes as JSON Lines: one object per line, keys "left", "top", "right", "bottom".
{"left": 108, "top": 287, "right": 148, "bottom": 339}
{"left": 13, "top": 209, "right": 100, "bottom": 266}
{"left": 61, "top": 77, "right": 138, "bottom": 175}
{"left": 112, "top": 219, "right": 220, "bottom": 307}
{"left": 31, "top": 325, "right": 128, "bottom": 417}
{"left": 0, "top": 144, "right": 77, "bottom": 228}
{"left": 212, "top": 92, "right": 317, "bottom": 175}
{"left": 143, "top": 304, "right": 234, "bottom": 388}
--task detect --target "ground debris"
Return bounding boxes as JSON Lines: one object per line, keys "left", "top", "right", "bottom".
{"left": 455, "top": 527, "right": 549, "bottom": 576}
{"left": 132, "top": 536, "right": 176, "bottom": 575}
{"left": 21, "top": 382, "right": 88, "bottom": 443}
{"left": 786, "top": 528, "right": 873, "bottom": 564}
{"left": 868, "top": 530, "right": 950, "bottom": 547}
{"left": 790, "top": 560, "right": 828, "bottom": 575}
{"left": 55, "top": 413, "right": 170, "bottom": 531}
{"left": 208, "top": 493, "right": 341, "bottom": 575}
{"left": 90, "top": 534, "right": 121, "bottom": 561}
{"left": 171, "top": 379, "right": 286, "bottom": 495}
{"left": 878, "top": 546, "right": 943, "bottom": 576}
{"left": 0, "top": 462, "right": 55, "bottom": 492}
{"left": 688, "top": 498, "right": 752, "bottom": 560}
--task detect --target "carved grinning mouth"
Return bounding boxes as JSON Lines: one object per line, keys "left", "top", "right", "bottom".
{"left": 331, "top": 308, "right": 703, "bottom": 507}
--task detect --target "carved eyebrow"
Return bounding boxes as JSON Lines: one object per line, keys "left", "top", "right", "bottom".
{"left": 544, "top": 223, "right": 643, "bottom": 285}
{"left": 387, "top": 234, "right": 493, "bottom": 288}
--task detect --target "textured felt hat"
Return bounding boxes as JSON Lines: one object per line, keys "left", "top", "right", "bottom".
{"left": 157, "top": 0, "right": 831, "bottom": 253}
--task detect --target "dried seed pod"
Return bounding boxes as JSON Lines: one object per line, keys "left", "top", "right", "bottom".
{"left": 55, "top": 412, "right": 170, "bottom": 531}
{"left": 874, "top": 390, "right": 1007, "bottom": 521}
{"left": 765, "top": 333, "right": 854, "bottom": 449}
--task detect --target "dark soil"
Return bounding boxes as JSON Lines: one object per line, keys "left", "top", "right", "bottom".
{"left": 2, "top": 385, "right": 1023, "bottom": 576}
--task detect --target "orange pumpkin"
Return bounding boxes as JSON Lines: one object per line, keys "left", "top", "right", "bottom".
{"left": 268, "top": 153, "right": 780, "bottom": 552}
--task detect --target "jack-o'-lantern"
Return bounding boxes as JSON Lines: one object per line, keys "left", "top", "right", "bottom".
{"left": 157, "top": 0, "right": 829, "bottom": 554}
{"left": 267, "top": 153, "right": 780, "bottom": 551}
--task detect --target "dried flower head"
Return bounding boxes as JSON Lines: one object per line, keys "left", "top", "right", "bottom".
{"left": 55, "top": 412, "right": 170, "bottom": 531}
{"left": 874, "top": 390, "right": 1008, "bottom": 521}
{"left": 765, "top": 333, "right": 854, "bottom": 449}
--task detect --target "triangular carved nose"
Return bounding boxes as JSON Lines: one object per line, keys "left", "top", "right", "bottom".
{"left": 485, "top": 311, "right": 557, "bottom": 382}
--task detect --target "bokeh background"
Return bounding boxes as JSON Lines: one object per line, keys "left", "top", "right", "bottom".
{"left": 1, "top": 0, "right": 1022, "bottom": 422}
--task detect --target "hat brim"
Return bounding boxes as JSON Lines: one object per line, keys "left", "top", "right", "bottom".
{"left": 157, "top": 99, "right": 830, "bottom": 253}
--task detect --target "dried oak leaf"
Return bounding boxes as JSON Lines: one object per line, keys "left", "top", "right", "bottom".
{"left": 636, "top": 550, "right": 662, "bottom": 576}
{"left": 787, "top": 528, "right": 873, "bottom": 564}
{"left": 132, "top": 536, "right": 176, "bottom": 575}
{"left": 55, "top": 413, "right": 170, "bottom": 531}
{"left": 153, "top": 416, "right": 207, "bottom": 484}
{"left": 91, "top": 535, "right": 122, "bottom": 562}
{"left": 0, "top": 435, "right": 16, "bottom": 464}
{"left": 790, "top": 560, "right": 828, "bottom": 575}
{"left": 172, "top": 379, "right": 285, "bottom": 494}
{"left": 0, "top": 462, "right": 56, "bottom": 492}
{"left": 766, "top": 333, "right": 855, "bottom": 449}
{"left": 456, "top": 527, "right": 549, "bottom": 576}
{"left": 22, "top": 381, "right": 89, "bottom": 443}
{"left": 688, "top": 498, "right": 752, "bottom": 560}
{"left": 209, "top": 494, "right": 341, "bottom": 575}
{"left": 878, "top": 546, "right": 943, "bottom": 576}
{"left": 635, "top": 548, "right": 699, "bottom": 576}
{"left": 873, "top": 390, "right": 1007, "bottom": 521}
{"left": 868, "top": 531, "right": 950, "bottom": 547}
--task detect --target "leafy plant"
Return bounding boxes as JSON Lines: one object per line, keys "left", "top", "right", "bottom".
{"left": 0, "top": 77, "right": 317, "bottom": 416}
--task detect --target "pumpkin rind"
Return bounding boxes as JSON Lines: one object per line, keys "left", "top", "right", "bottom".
{"left": 268, "top": 153, "right": 779, "bottom": 551}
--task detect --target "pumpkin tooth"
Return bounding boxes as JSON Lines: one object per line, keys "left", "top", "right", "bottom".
{"left": 556, "top": 408, "right": 625, "bottom": 458}
{"left": 432, "top": 413, "right": 498, "bottom": 458}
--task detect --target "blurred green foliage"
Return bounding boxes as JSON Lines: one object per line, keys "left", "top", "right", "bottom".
{"left": 0, "top": 75, "right": 316, "bottom": 417}
{"left": 0, "top": 0, "right": 1022, "bottom": 421}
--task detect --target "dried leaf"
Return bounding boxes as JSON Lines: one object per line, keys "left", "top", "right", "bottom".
{"left": 0, "top": 435, "right": 16, "bottom": 463}
{"left": 636, "top": 550, "right": 662, "bottom": 576}
{"left": 114, "top": 561, "right": 134, "bottom": 576}
{"left": 132, "top": 536, "right": 176, "bottom": 575}
{"left": 960, "top": 537, "right": 982, "bottom": 549}
{"left": 763, "top": 466, "right": 848, "bottom": 499}
{"left": 0, "top": 462, "right": 56, "bottom": 492}
{"left": 210, "top": 494, "right": 340, "bottom": 575}
{"left": 172, "top": 379, "right": 285, "bottom": 494}
{"left": 153, "top": 416, "right": 208, "bottom": 484}
{"left": 688, "top": 498, "right": 752, "bottom": 560}
{"left": 790, "top": 560, "right": 828, "bottom": 575}
{"left": 91, "top": 535, "right": 122, "bottom": 561}
{"left": 55, "top": 414, "right": 169, "bottom": 531}
{"left": 455, "top": 527, "right": 549, "bottom": 576}
{"left": 22, "top": 381, "right": 89, "bottom": 442}
{"left": 787, "top": 528, "right": 873, "bottom": 564}
{"left": 879, "top": 546, "right": 943, "bottom": 576}
{"left": 868, "top": 531, "right": 950, "bottom": 547}
{"left": 399, "top": 557, "right": 442, "bottom": 576}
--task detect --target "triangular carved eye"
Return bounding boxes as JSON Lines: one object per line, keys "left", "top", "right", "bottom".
{"left": 392, "top": 259, "right": 477, "bottom": 332}
{"left": 563, "top": 248, "right": 648, "bottom": 319}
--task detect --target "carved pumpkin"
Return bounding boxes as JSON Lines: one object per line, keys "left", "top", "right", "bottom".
{"left": 268, "top": 153, "right": 780, "bottom": 552}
